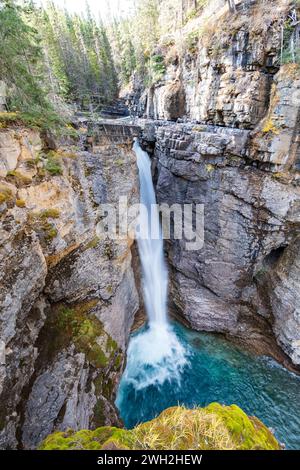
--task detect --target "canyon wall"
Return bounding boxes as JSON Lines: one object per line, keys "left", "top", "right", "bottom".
{"left": 0, "top": 123, "right": 140, "bottom": 448}
{"left": 137, "top": 0, "right": 300, "bottom": 367}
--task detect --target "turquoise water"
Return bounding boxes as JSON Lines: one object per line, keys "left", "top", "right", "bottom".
{"left": 116, "top": 322, "right": 300, "bottom": 449}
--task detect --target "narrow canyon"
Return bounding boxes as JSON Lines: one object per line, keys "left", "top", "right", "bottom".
{"left": 0, "top": 0, "right": 300, "bottom": 451}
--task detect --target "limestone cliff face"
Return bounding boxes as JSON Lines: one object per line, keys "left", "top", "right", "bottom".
{"left": 134, "top": 0, "right": 291, "bottom": 126}
{"left": 137, "top": 0, "right": 300, "bottom": 368}
{"left": 0, "top": 124, "right": 140, "bottom": 449}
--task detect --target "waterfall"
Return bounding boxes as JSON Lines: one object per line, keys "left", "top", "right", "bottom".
{"left": 134, "top": 140, "right": 168, "bottom": 326}
{"left": 116, "top": 141, "right": 188, "bottom": 397}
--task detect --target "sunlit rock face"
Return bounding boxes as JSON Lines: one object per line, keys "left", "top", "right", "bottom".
{"left": 0, "top": 124, "right": 140, "bottom": 449}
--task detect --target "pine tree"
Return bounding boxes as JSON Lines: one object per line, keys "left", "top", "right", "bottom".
{"left": 0, "top": 0, "right": 48, "bottom": 111}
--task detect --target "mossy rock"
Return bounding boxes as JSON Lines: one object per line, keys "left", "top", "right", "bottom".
{"left": 27, "top": 210, "right": 59, "bottom": 241}
{"left": 204, "top": 403, "right": 280, "bottom": 450}
{"left": 54, "top": 303, "right": 108, "bottom": 368}
{"left": 39, "top": 404, "right": 281, "bottom": 450}
{"left": 0, "top": 184, "right": 15, "bottom": 206}
{"left": 6, "top": 170, "right": 32, "bottom": 186}
{"left": 42, "top": 300, "right": 122, "bottom": 372}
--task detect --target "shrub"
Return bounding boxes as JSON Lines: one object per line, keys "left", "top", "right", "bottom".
{"left": 16, "top": 199, "right": 26, "bottom": 208}
{"left": 40, "top": 208, "right": 60, "bottom": 219}
{"left": 262, "top": 118, "right": 280, "bottom": 135}
{"left": 6, "top": 170, "right": 32, "bottom": 186}
{"left": 150, "top": 55, "right": 166, "bottom": 83}
{"left": 186, "top": 31, "right": 199, "bottom": 54}
{"left": 0, "top": 185, "right": 14, "bottom": 205}
{"left": 45, "top": 157, "right": 62, "bottom": 176}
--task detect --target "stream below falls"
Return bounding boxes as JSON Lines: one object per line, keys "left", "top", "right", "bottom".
{"left": 116, "top": 321, "right": 300, "bottom": 450}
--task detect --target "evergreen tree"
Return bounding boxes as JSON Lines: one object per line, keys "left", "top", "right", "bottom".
{"left": 0, "top": 0, "right": 48, "bottom": 112}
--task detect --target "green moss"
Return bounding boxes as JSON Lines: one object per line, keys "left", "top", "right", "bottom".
{"left": 0, "top": 112, "right": 20, "bottom": 128}
{"left": 39, "top": 427, "right": 133, "bottom": 451}
{"left": 27, "top": 210, "right": 59, "bottom": 241}
{"left": 0, "top": 185, "right": 14, "bottom": 205}
{"left": 39, "top": 149, "right": 77, "bottom": 178}
{"left": 106, "top": 336, "right": 118, "bottom": 354}
{"left": 205, "top": 403, "right": 280, "bottom": 450}
{"left": 205, "top": 164, "right": 215, "bottom": 173}
{"left": 40, "top": 404, "right": 280, "bottom": 450}
{"left": 114, "top": 353, "right": 123, "bottom": 370}
{"left": 39, "top": 429, "right": 103, "bottom": 450}
{"left": 44, "top": 225, "right": 58, "bottom": 240}
{"left": 186, "top": 30, "right": 199, "bottom": 54}
{"left": 0, "top": 109, "right": 79, "bottom": 135}
{"left": 40, "top": 208, "right": 60, "bottom": 219}
{"left": 45, "top": 157, "right": 62, "bottom": 176}
{"left": 85, "top": 236, "right": 100, "bottom": 250}
{"left": 16, "top": 199, "right": 26, "bottom": 208}
{"left": 39, "top": 299, "right": 124, "bottom": 431}
{"left": 6, "top": 170, "right": 32, "bottom": 185}
{"left": 102, "top": 378, "right": 115, "bottom": 399}
{"left": 51, "top": 300, "right": 116, "bottom": 369}
{"left": 93, "top": 399, "right": 106, "bottom": 428}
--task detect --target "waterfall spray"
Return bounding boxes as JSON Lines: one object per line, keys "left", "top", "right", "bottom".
{"left": 116, "top": 141, "right": 188, "bottom": 396}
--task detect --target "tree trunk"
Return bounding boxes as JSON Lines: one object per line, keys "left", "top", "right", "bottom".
{"left": 0, "top": 81, "right": 7, "bottom": 111}
{"left": 227, "top": 0, "right": 236, "bottom": 12}
{"left": 181, "top": 0, "right": 184, "bottom": 26}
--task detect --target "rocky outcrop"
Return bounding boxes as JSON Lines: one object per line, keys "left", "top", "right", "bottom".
{"left": 0, "top": 123, "right": 140, "bottom": 448}
{"left": 150, "top": 80, "right": 186, "bottom": 121}
{"left": 263, "top": 237, "right": 300, "bottom": 366}
{"left": 249, "top": 65, "right": 300, "bottom": 171}
{"left": 39, "top": 403, "right": 281, "bottom": 450}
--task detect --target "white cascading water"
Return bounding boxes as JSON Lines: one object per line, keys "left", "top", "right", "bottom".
{"left": 134, "top": 139, "right": 168, "bottom": 325}
{"left": 117, "top": 141, "right": 188, "bottom": 392}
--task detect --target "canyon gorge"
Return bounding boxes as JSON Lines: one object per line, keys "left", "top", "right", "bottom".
{"left": 0, "top": 0, "right": 300, "bottom": 451}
